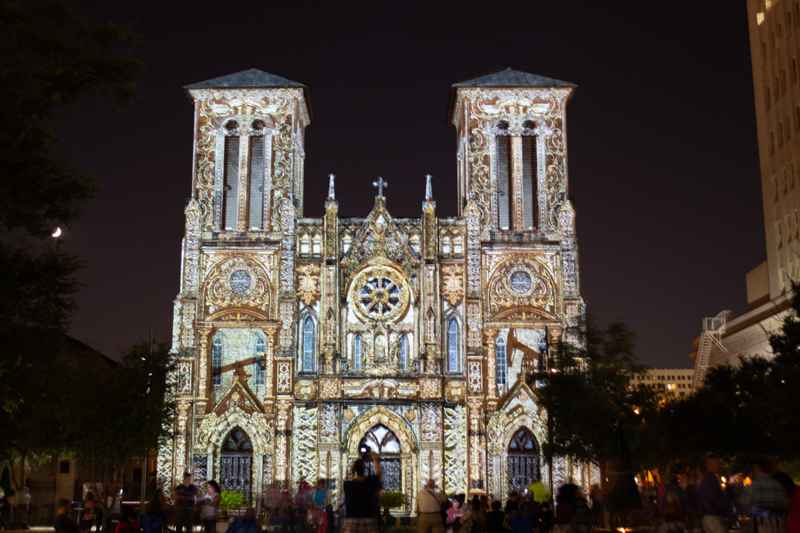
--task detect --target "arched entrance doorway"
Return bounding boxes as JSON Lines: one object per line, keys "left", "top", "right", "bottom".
{"left": 220, "top": 427, "right": 253, "bottom": 502}
{"left": 507, "top": 427, "right": 540, "bottom": 493}
{"left": 358, "top": 424, "right": 402, "bottom": 491}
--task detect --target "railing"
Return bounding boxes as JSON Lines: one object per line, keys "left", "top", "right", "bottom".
{"left": 692, "top": 310, "right": 730, "bottom": 389}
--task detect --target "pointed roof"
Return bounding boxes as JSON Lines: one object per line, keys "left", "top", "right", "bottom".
{"left": 184, "top": 68, "right": 306, "bottom": 90}
{"left": 452, "top": 67, "right": 576, "bottom": 89}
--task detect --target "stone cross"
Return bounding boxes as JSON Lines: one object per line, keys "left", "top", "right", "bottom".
{"left": 372, "top": 176, "right": 388, "bottom": 197}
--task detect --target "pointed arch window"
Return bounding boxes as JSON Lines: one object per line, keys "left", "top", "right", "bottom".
{"left": 222, "top": 121, "right": 240, "bottom": 230}
{"left": 253, "top": 333, "right": 266, "bottom": 385}
{"left": 247, "top": 120, "right": 266, "bottom": 230}
{"left": 496, "top": 335, "right": 507, "bottom": 391}
{"left": 212, "top": 334, "right": 223, "bottom": 385}
{"left": 399, "top": 334, "right": 409, "bottom": 370}
{"left": 353, "top": 334, "right": 363, "bottom": 371}
{"left": 301, "top": 316, "right": 315, "bottom": 372}
{"left": 495, "top": 120, "right": 512, "bottom": 230}
{"left": 447, "top": 318, "right": 461, "bottom": 373}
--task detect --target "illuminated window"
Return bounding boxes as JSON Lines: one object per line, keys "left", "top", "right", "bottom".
{"left": 212, "top": 334, "right": 223, "bottom": 386}
{"left": 222, "top": 121, "right": 240, "bottom": 230}
{"left": 496, "top": 121, "right": 512, "bottom": 230}
{"left": 248, "top": 120, "right": 266, "bottom": 230}
{"left": 301, "top": 316, "right": 315, "bottom": 372}
{"left": 447, "top": 318, "right": 461, "bottom": 373}
{"left": 254, "top": 333, "right": 265, "bottom": 385}
{"left": 496, "top": 335, "right": 507, "bottom": 391}
{"left": 399, "top": 334, "right": 409, "bottom": 370}
{"left": 353, "top": 334, "right": 363, "bottom": 370}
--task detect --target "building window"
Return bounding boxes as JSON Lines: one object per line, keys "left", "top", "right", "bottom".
{"left": 254, "top": 333, "right": 265, "bottom": 385}
{"left": 399, "top": 334, "right": 409, "bottom": 370}
{"left": 495, "top": 121, "right": 512, "bottom": 230}
{"left": 59, "top": 460, "right": 71, "bottom": 474}
{"left": 248, "top": 121, "right": 266, "bottom": 230}
{"left": 222, "top": 121, "right": 240, "bottom": 230}
{"left": 521, "top": 125, "right": 538, "bottom": 230}
{"left": 353, "top": 334, "right": 363, "bottom": 370}
{"left": 301, "top": 316, "right": 315, "bottom": 372}
{"left": 447, "top": 318, "right": 461, "bottom": 373}
{"left": 496, "top": 335, "right": 507, "bottom": 391}
{"left": 212, "top": 334, "right": 223, "bottom": 385}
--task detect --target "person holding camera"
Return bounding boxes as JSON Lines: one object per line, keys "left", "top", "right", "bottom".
{"left": 342, "top": 449, "right": 382, "bottom": 533}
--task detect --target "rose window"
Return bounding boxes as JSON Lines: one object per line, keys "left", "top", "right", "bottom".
{"left": 352, "top": 268, "right": 410, "bottom": 322}
{"left": 510, "top": 270, "right": 532, "bottom": 294}
{"left": 360, "top": 276, "right": 401, "bottom": 317}
{"left": 229, "top": 270, "right": 253, "bottom": 296}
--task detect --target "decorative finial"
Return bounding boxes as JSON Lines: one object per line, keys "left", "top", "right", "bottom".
{"left": 425, "top": 174, "right": 433, "bottom": 201}
{"left": 372, "top": 176, "right": 388, "bottom": 198}
{"left": 328, "top": 173, "right": 336, "bottom": 200}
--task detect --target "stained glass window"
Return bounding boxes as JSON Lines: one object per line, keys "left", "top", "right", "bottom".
{"left": 399, "top": 334, "right": 409, "bottom": 370}
{"left": 447, "top": 318, "right": 460, "bottom": 373}
{"left": 212, "top": 334, "right": 223, "bottom": 385}
{"left": 254, "top": 334, "right": 265, "bottom": 385}
{"left": 302, "top": 316, "right": 315, "bottom": 372}
{"left": 496, "top": 336, "right": 507, "bottom": 391}
{"left": 353, "top": 334, "right": 362, "bottom": 370}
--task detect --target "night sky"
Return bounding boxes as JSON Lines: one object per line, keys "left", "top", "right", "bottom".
{"left": 59, "top": 2, "right": 762, "bottom": 367}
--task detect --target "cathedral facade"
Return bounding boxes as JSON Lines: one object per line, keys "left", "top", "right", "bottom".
{"left": 158, "top": 68, "right": 596, "bottom": 511}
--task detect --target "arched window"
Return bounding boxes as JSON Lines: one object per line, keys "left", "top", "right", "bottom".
{"left": 301, "top": 316, "right": 315, "bottom": 372}
{"left": 495, "top": 120, "right": 512, "bottom": 230}
{"left": 447, "top": 318, "right": 460, "bottom": 373}
{"left": 521, "top": 123, "right": 538, "bottom": 230}
{"left": 221, "top": 428, "right": 253, "bottom": 502}
{"left": 496, "top": 335, "right": 507, "bottom": 392}
{"left": 359, "top": 424, "right": 402, "bottom": 491}
{"left": 222, "top": 121, "right": 240, "bottom": 230}
{"left": 507, "top": 428, "right": 540, "bottom": 493}
{"left": 353, "top": 334, "right": 363, "bottom": 371}
{"left": 399, "top": 334, "right": 409, "bottom": 370}
{"left": 247, "top": 120, "right": 266, "bottom": 230}
{"left": 253, "top": 333, "right": 265, "bottom": 385}
{"left": 212, "top": 334, "right": 223, "bottom": 385}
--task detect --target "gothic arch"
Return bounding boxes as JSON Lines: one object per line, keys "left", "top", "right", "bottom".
{"left": 196, "top": 406, "right": 272, "bottom": 457}
{"left": 486, "top": 256, "right": 559, "bottom": 323}
{"left": 344, "top": 406, "right": 418, "bottom": 454}
{"left": 343, "top": 406, "right": 418, "bottom": 512}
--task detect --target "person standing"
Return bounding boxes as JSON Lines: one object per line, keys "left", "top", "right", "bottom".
{"left": 174, "top": 472, "right": 199, "bottom": 533}
{"left": 200, "top": 481, "right": 221, "bottom": 533}
{"left": 416, "top": 479, "right": 445, "bottom": 533}
{"left": 80, "top": 493, "right": 98, "bottom": 533}
{"left": 55, "top": 499, "right": 80, "bottom": 533}
{"left": 341, "top": 451, "right": 382, "bottom": 533}
{"left": 695, "top": 454, "right": 731, "bottom": 533}
{"left": 140, "top": 494, "right": 166, "bottom": 533}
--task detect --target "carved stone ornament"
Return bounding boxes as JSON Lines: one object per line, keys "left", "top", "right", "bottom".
{"left": 204, "top": 255, "right": 272, "bottom": 315}
{"left": 296, "top": 264, "right": 321, "bottom": 306}
{"left": 442, "top": 264, "right": 465, "bottom": 306}
{"left": 487, "top": 256, "right": 558, "bottom": 320}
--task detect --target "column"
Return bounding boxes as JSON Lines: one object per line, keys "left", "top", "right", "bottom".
{"left": 511, "top": 136, "right": 524, "bottom": 231}
{"left": 484, "top": 328, "right": 498, "bottom": 408}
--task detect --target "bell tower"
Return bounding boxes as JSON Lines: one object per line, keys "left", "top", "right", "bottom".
{"left": 185, "top": 68, "right": 310, "bottom": 235}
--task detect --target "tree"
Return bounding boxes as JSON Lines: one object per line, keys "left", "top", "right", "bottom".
{"left": 0, "top": 0, "right": 138, "bottom": 482}
{"left": 532, "top": 322, "right": 657, "bottom": 466}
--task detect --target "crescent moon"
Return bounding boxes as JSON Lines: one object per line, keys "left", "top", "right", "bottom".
{"left": 51, "top": 227, "right": 62, "bottom": 238}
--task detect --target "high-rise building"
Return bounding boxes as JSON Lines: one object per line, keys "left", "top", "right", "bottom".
{"left": 631, "top": 368, "right": 695, "bottom": 400}
{"left": 157, "top": 68, "right": 599, "bottom": 509}
{"left": 692, "top": 2, "right": 800, "bottom": 386}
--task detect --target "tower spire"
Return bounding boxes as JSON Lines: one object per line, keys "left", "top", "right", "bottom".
{"left": 425, "top": 174, "right": 433, "bottom": 201}
{"left": 372, "top": 176, "right": 388, "bottom": 198}
{"left": 328, "top": 173, "right": 336, "bottom": 200}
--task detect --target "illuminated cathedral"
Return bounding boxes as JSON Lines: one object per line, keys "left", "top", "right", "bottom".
{"left": 158, "top": 68, "right": 598, "bottom": 511}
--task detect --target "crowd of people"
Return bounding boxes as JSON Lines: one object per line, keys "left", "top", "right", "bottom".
{"left": 46, "top": 452, "right": 799, "bottom": 533}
